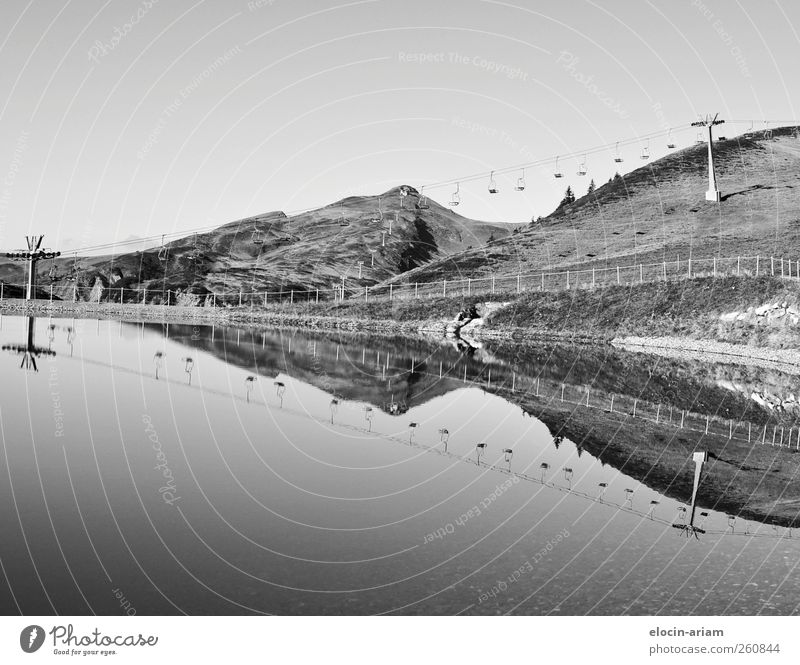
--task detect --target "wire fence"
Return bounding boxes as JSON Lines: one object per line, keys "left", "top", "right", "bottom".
{"left": 1, "top": 254, "right": 798, "bottom": 308}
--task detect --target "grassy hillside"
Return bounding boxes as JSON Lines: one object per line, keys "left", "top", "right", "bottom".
{"left": 0, "top": 186, "right": 518, "bottom": 300}
{"left": 386, "top": 125, "right": 800, "bottom": 284}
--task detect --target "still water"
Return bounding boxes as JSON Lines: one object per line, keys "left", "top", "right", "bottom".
{"left": 0, "top": 314, "right": 798, "bottom": 615}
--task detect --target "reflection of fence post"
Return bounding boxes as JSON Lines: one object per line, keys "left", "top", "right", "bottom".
{"left": 467, "top": 278, "right": 471, "bottom": 295}
{"left": 443, "top": 279, "right": 446, "bottom": 297}
{"left": 541, "top": 273, "right": 544, "bottom": 291}
{"left": 566, "top": 271, "right": 570, "bottom": 289}
{"left": 517, "top": 274, "right": 521, "bottom": 293}
{"left": 713, "top": 257, "right": 716, "bottom": 276}
{"left": 680, "top": 410, "right": 685, "bottom": 428}
{"left": 632, "top": 399, "right": 637, "bottom": 417}
{"left": 737, "top": 256, "right": 740, "bottom": 275}
{"left": 592, "top": 267, "right": 595, "bottom": 288}
{"left": 609, "top": 394, "right": 614, "bottom": 412}
{"left": 771, "top": 256, "right": 774, "bottom": 275}
{"left": 640, "top": 264, "right": 643, "bottom": 283}
{"left": 415, "top": 283, "right": 418, "bottom": 298}
{"left": 617, "top": 266, "right": 620, "bottom": 285}
{"left": 662, "top": 262, "right": 666, "bottom": 281}
{"left": 687, "top": 258, "right": 691, "bottom": 277}
{"left": 756, "top": 255, "right": 759, "bottom": 275}
{"left": 491, "top": 275, "right": 495, "bottom": 294}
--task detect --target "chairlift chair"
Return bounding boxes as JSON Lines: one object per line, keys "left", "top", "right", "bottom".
{"left": 514, "top": 169, "right": 525, "bottom": 191}
{"left": 613, "top": 142, "right": 623, "bottom": 163}
{"left": 488, "top": 170, "right": 499, "bottom": 194}
{"left": 640, "top": 140, "right": 650, "bottom": 160}
{"left": 251, "top": 229, "right": 263, "bottom": 245}
{"left": 667, "top": 129, "right": 676, "bottom": 149}
{"left": 157, "top": 235, "right": 168, "bottom": 262}
{"left": 417, "top": 186, "right": 430, "bottom": 209}
{"left": 553, "top": 157, "right": 563, "bottom": 178}
{"left": 577, "top": 155, "right": 587, "bottom": 176}
{"left": 449, "top": 182, "right": 460, "bottom": 207}
{"left": 695, "top": 131, "right": 705, "bottom": 145}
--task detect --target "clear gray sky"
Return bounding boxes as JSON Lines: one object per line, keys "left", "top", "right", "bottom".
{"left": 0, "top": 0, "right": 797, "bottom": 252}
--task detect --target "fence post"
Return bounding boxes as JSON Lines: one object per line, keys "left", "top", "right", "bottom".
{"left": 415, "top": 282, "right": 418, "bottom": 298}
{"left": 239, "top": 291, "right": 242, "bottom": 307}
{"left": 290, "top": 290, "right": 294, "bottom": 304}
{"left": 756, "top": 255, "right": 759, "bottom": 275}
{"left": 639, "top": 264, "right": 643, "bottom": 283}
{"left": 390, "top": 283, "right": 393, "bottom": 300}
{"left": 364, "top": 286, "right": 368, "bottom": 301}
{"left": 541, "top": 273, "right": 544, "bottom": 290}
{"left": 316, "top": 289, "right": 319, "bottom": 303}
{"left": 491, "top": 275, "right": 495, "bottom": 294}
{"left": 771, "top": 256, "right": 774, "bottom": 275}
{"left": 566, "top": 271, "right": 570, "bottom": 289}
{"left": 617, "top": 266, "right": 620, "bottom": 284}
{"left": 443, "top": 279, "right": 446, "bottom": 297}
{"left": 737, "top": 256, "right": 740, "bottom": 275}
{"left": 143, "top": 288, "right": 147, "bottom": 304}
{"left": 468, "top": 278, "right": 471, "bottom": 295}
{"left": 687, "top": 258, "right": 691, "bottom": 277}
{"left": 517, "top": 274, "right": 521, "bottom": 293}
{"left": 713, "top": 257, "right": 716, "bottom": 276}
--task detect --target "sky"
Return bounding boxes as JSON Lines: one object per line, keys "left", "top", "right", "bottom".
{"left": 0, "top": 0, "right": 798, "bottom": 253}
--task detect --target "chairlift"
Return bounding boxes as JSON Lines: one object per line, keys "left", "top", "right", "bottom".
{"left": 488, "top": 170, "right": 499, "bottom": 194}
{"left": 613, "top": 142, "right": 623, "bottom": 163}
{"left": 157, "top": 234, "right": 168, "bottom": 262}
{"left": 503, "top": 448, "right": 514, "bottom": 463}
{"left": 449, "top": 182, "right": 460, "bottom": 207}
{"left": 514, "top": 169, "right": 525, "bottom": 191}
{"left": 338, "top": 203, "right": 349, "bottom": 226}
{"left": 667, "top": 129, "right": 676, "bottom": 149}
{"left": 48, "top": 256, "right": 57, "bottom": 280}
{"left": 251, "top": 229, "right": 263, "bottom": 245}
{"left": 476, "top": 442, "right": 488, "bottom": 462}
{"left": 374, "top": 196, "right": 384, "bottom": 223}
{"left": 553, "top": 157, "right": 563, "bottom": 178}
{"left": 417, "top": 186, "right": 430, "bottom": 209}
{"left": 763, "top": 122, "right": 773, "bottom": 140}
{"left": 695, "top": 131, "right": 705, "bottom": 145}
{"left": 640, "top": 140, "right": 650, "bottom": 160}
{"left": 576, "top": 155, "right": 587, "bottom": 176}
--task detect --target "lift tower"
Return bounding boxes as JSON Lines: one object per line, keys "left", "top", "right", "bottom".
{"left": 4, "top": 235, "right": 60, "bottom": 300}
{"left": 691, "top": 114, "right": 725, "bottom": 202}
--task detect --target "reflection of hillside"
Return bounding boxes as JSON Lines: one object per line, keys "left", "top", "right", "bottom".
{"left": 150, "top": 323, "right": 800, "bottom": 526}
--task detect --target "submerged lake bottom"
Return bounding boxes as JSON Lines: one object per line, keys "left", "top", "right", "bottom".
{"left": 0, "top": 314, "right": 799, "bottom": 615}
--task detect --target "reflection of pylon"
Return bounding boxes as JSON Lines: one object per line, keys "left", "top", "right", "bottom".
{"left": 1, "top": 316, "right": 56, "bottom": 372}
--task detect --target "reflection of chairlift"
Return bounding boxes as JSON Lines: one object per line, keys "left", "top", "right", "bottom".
{"left": 514, "top": 169, "right": 525, "bottom": 191}
{"left": 597, "top": 481, "right": 608, "bottom": 500}
{"left": 503, "top": 448, "right": 514, "bottom": 465}
{"left": 553, "top": 157, "right": 563, "bottom": 178}
{"left": 613, "top": 142, "right": 623, "bottom": 163}
{"left": 449, "top": 182, "right": 460, "bottom": 207}
{"left": 244, "top": 375, "right": 255, "bottom": 402}
{"left": 488, "top": 170, "right": 499, "bottom": 194}
{"left": 647, "top": 500, "right": 659, "bottom": 519}
{"left": 476, "top": 442, "right": 488, "bottom": 462}
{"left": 438, "top": 428, "right": 449, "bottom": 450}
{"left": 408, "top": 422, "right": 418, "bottom": 441}
{"left": 372, "top": 196, "right": 384, "bottom": 223}
{"left": 623, "top": 488, "right": 634, "bottom": 507}
{"left": 727, "top": 514, "right": 736, "bottom": 532}
{"left": 563, "top": 467, "right": 573, "bottom": 485}
{"left": 540, "top": 462, "right": 549, "bottom": 481}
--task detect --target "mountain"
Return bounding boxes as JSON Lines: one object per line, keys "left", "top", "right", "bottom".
{"left": 384, "top": 125, "right": 800, "bottom": 285}
{"left": 1, "top": 186, "right": 518, "bottom": 301}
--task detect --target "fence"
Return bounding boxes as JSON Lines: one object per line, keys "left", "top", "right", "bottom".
{"left": 0, "top": 254, "right": 798, "bottom": 308}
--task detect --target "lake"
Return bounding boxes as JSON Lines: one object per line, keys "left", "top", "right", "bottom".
{"left": 0, "top": 313, "right": 798, "bottom": 615}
